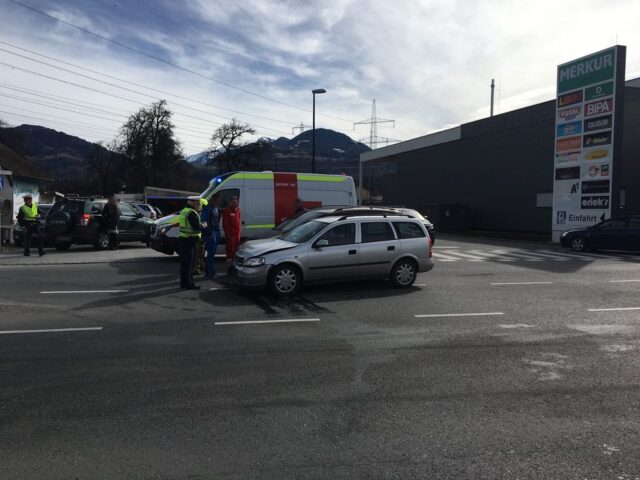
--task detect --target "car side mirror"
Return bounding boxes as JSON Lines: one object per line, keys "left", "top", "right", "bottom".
{"left": 314, "top": 239, "right": 329, "bottom": 249}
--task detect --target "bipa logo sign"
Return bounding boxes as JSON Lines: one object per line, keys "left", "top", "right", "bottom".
{"left": 585, "top": 98, "right": 613, "bottom": 117}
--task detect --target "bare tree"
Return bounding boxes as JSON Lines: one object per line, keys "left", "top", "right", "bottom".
{"left": 0, "top": 118, "right": 8, "bottom": 128}
{"left": 87, "top": 141, "right": 121, "bottom": 195}
{"left": 208, "top": 119, "right": 257, "bottom": 172}
{"left": 116, "top": 100, "right": 185, "bottom": 190}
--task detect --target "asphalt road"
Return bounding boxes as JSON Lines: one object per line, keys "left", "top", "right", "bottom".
{"left": 1, "top": 237, "right": 639, "bottom": 479}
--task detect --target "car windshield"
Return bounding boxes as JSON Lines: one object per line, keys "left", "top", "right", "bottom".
{"left": 279, "top": 220, "right": 328, "bottom": 243}
{"left": 277, "top": 211, "right": 326, "bottom": 234}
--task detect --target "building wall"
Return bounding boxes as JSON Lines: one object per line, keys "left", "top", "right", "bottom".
{"left": 368, "top": 87, "right": 640, "bottom": 234}
{"left": 377, "top": 101, "right": 556, "bottom": 233}
{"left": 619, "top": 87, "right": 640, "bottom": 215}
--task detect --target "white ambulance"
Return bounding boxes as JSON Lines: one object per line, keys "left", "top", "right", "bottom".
{"left": 150, "top": 171, "right": 357, "bottom": 255}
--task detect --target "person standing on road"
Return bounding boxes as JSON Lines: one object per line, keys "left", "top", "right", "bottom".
{"left": 178, "top": 196, "right": 204, "bottom": 290}
{"left": 222, "top": 196, "right": 241, "bottom": 273}
{"left": 102, "top": 194, "right": 120, "bottom": 250}
{"left": 17, "top": 193, "right": 45, "bottom": 257}
{"left": 193, "top": 198, "right": 206, "bottom": 276}
{"left": 201, "top": 193, "right": 221, "bottom": 278}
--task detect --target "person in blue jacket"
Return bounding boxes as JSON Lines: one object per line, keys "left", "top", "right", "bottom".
{"left": 201, "top": 193, "right": 222, "bottom": 278}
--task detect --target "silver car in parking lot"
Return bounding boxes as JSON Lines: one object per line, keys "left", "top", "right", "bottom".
{"left": 233, "top": 215, "right": 434, "bottom": 296}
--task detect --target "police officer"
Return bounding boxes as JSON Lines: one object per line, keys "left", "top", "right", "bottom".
{"left": 193, "top": 198, "right": 207, "bottom": 276}
{"left": 177, "top": 196, "right": 204, "bottom": 290}
{"left": 17, "top": 193, "right": 45, "bottom": 257}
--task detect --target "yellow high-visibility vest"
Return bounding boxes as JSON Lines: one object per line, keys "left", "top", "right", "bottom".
{"left": 178, "top": 207, "right": 201, "bottom": 239}
{"left": 20, "top": 203, "right": 38, "bottom": 222}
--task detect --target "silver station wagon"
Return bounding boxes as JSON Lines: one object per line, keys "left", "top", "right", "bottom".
{"left": 233, "top": 215, "right": 434, "bottom": 296}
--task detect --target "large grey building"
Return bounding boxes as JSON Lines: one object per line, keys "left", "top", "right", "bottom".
{"left": 360, "top": 78, "right": 640, "bottom": 236}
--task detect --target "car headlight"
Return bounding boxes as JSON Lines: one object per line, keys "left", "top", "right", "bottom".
{"left": 158, "top": 225, "right": 170, "bottom": 235}
{"left": 561, "top": 231, "right": 568, "bottom": 238}
{"left": 244, "top": 257, "right": 265, "bottom": 267}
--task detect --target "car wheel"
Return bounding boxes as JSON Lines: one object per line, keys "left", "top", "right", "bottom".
{"left": 55, "top": 242, "right": 71, "bottom": 251}
{"left": 571, "top": 237, "right": 587, "bottom": 252}
{"left": 269, "top": 264, "right": 301, "bottom": 297}
{"left": 390, "top": 258, "right": 418, "bottom": 288}
{"left": 94, "top": 230, "right": 110, "bottom": 250}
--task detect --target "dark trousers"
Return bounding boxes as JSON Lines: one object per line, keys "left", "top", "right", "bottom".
{"left": 179, "top": 237, "right": 197, "bottom": 288}
{"left": 204, "top": 230, "right": 220, "bottom": 277}
{"left": 108, "top": 232, "right": 118, "bottom": 250}
{"left": 24, "top": 224, "right": 43, "bottom": 256}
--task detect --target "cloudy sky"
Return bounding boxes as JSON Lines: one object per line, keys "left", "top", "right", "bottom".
{"left": 0, "top": 0, "right": 639, "bottom": 155}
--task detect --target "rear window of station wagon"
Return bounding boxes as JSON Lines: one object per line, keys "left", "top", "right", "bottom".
{"left": 393, "top": 222, "right": 426, "bottom": 239}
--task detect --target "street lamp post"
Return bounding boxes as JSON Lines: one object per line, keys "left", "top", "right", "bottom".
{"left": 311, "top": 88, "right": 326, "bottom": 173}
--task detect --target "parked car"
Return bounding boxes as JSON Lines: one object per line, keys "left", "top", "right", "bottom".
{"left": 45, "top": 196, "right": 154, "bottom": 250}
{"left": 233, "top": 215, "right": 434, "bottom": 296}
{"left": 150, "top": 171, "right": 358, "bottom": 255}
{"left": 561, "top": 216, "right": 640, "bottom": 252}
{"left": 12, "top": 203, "right": 53, "bottom": 247}
{"left": 132, "top": 203, "right": 158, "bottom": 220}
{"left": 275, "top": 205, "right": 436, "bottom": 243}
{"left": 151, "top": 205, "right": 163, "bottom": 218}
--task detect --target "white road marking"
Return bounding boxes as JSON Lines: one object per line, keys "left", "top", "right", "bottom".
{"left": 0, "top": 327, "right": 103, "bottom": 335}
{"left": 442, "top": 251, "right": 486, "bottom": 261}
{"left": 215, "top": 318, "right": 320, "bottom": 325}
{"left": 490, "top": 250, "right": 542, "bottom": 262}
{"left": 415, "top": 312, "right": 504, "bottom": 318}
{"left": 466, "top": 250, "right": 515, "bottom": 261}
{"left": 518, "top": 250, "right": 570, "bottom": 261}
{"left": 491, "top": 281, "right": 553, "bottom": 286}
{"left": 433, "top": 246, "right": 460, "bottom": 249}
{"left": 40, "top": 290, "right": 128, "bottom": 294}
{"left": 587, "top": 307, "right": 640, "bottom": 312}
{"left": 414, "top": 283, "right": 427, "bottom": 287}
{"left": 538, "top": 249, "right": 612, "bottom": 260}
{"left": 610, "top": 279, "right": 640, "bottom": 283}
{"left": 431, "top": 252, "right": 458, "bottom": 262}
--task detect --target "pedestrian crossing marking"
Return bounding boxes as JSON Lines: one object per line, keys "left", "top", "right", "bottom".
{"left": 431, "top": 248, "right": 633, "bottom": 263}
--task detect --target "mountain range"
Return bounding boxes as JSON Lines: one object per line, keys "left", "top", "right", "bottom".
{"left": 0, "top": 124, "right": 370, "bottom": 190}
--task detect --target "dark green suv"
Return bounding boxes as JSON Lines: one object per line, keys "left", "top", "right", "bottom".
{"left": 45, "top": 196, "right": 153, "bottom": 250}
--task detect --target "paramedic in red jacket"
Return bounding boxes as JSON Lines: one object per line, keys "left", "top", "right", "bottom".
{"left": 222, "top": 196, "right": 242, "bottom": 265}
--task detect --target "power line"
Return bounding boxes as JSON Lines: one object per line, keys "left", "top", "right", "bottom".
{"left": 0, "top": 93, "right": 221, "bottom": 141}
{"left": 0, "top": 47, "right": 290, "bottom": 135}
{"left": 6, "top": 0, "right": 309, "bottom": 116}
{"left": 0, "top": 82, "right": 223, "bottom": 135}
{"left": 0, "top": 40, "right": 297, "bottom": 127}
{"left": 0, "top": 109, "right": 117, "bottom": 135}
{"left": 0, "top": 82, "right": 133, "bottom": 116}
{"left": 0, "top": 94, "right": 123, "bottom": 123}
{"left": 5, "top": 0, "right": 358, "bottom": 125}
{"left": 0, "top": 62, "right": 275, "bottom": 138}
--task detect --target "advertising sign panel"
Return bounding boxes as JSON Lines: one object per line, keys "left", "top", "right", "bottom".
{"left": 552, "top": 46, "right": 625, "bottom": 241}
{"left": 583, "top": 115, "right": 612, "bottom": 132}
{"left": 557, "top": 121, "right": 582, "bottom": 137}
